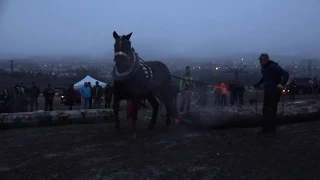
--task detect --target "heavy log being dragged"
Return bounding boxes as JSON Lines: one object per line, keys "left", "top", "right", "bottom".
{"left": 0, "top": 109, "right": 113, "bottom": 130}
{"left": 183, "top": 100, "right": 320, "bottom": 129}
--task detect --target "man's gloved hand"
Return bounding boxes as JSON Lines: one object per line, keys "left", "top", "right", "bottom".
{"left": 276, "top": 84, "right": 283, "bottom": 89}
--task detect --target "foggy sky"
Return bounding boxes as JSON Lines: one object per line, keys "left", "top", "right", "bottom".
{"left": 0, "top": 0, "right": 319, "bottom": 58}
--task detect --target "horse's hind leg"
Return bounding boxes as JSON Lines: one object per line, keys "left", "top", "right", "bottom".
{"left": 156, "top": 93, "right": 179, "bottom": 126}
{"left": 146, "top": 96, "right": 159, "bottom": 130}
{"left": 112, "top": 96, "right": 121, "bottom": 130}
{"left": 131, "top": 99, "right": 140, "bottom": 139}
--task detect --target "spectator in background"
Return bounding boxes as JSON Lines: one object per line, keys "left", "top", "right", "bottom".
{"left": 20, "top": 82, "right": 29, "bottom": 112}
{"left": 92, "top": 81, "right": 103, "bottom": 109}
{"left": 288, "top": 80, "right": 297, "bottom": 101}
{"left": 87, "top": 82, "right": 93, "bottom": 109}
{"left": 237, "top": 84, "right": 245, "bottom": 105}
{"left": 220, "top": 82, "right": 227, "bottom": 105}
{"left": 104, "top": 82, "right": 113, "bottom": 108}
{"left": 29, "top": 81, "right": 40, "bottom": 111}
{"left": 43, "top": 84, "right": 55, "bottom": 111}
{"left": 66, "top": 84, "right": 76, "bottom": 110}
{"left": 80, "top": 82, "right": 91, "bottom": 109}
{"left": 13, "top": 82, "right": 28, "bottom": 112}
{"left": 229, "top": 80, "right": 237, "bottom": 105}
{"left": 213, "top": 82, "right": 222, "bottom": 106}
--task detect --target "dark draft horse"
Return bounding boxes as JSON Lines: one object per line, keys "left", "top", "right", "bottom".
{"left": 112, "top": 31, "right": 180, "bottom": 139}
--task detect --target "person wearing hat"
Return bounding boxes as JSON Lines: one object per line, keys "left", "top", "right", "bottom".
{"left": 13, "top": 82, "right": 28, "bottom": 112}
{"left": 43, "top": 84, "right": 55, "bottom": 111}
{"left": 253, "top": 53, "right": 289, "bottom": 134}
{"left": 179, "top": 66, "right": 195, "bottom": 113}
{"left": 28, "top": 82, "right": 40, "bottom": 111}
{"left": 66, "top": 84, "right": 76, "bottom": 110}
{"left": 104, "top": 82, "right": 113, "bottom": 108}
{"left": 92, "top": 81, "right": 103, "bottom": 109}
{"left": 87, "top": 82, "right": 93, "bottom": 109}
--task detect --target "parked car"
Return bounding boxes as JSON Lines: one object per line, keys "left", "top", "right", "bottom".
{"left": 60, "top": 89, "right": 81, "bottom": 105}
{"left": 282, "top": 85, "right": 290, "bottom": 95}
{"left": 288, "top": 78, "right": 317, "bottom": 95}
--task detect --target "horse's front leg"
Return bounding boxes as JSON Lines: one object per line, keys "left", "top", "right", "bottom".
{"left": 112, "top": 96, "right": 121, "bottom": 130}
{"left": 131, "top": 99, "right": 140, "bottom": 139}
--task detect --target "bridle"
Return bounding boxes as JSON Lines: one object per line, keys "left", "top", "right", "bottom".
{"left": 114, "top": 50, "right": 138, "bottom": 77}
{"left": 112, "top": 49, "right": 141, "bottom": 81}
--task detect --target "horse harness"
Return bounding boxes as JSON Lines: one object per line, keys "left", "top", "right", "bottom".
{"left": 112, "top": 50, "right": 153, "bottom": 82}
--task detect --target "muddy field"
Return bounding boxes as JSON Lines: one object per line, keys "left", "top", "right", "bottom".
{"left": 1, "top": 116, "right": 320, "bottom": 180}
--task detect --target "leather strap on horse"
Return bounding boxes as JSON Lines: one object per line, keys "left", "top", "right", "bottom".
{"left": 112, "top": 51, "right": 141, "bottom": 81}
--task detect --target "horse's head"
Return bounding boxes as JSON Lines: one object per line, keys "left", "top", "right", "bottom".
{"left": 113, "top": 31, "right": 134, "bottom": 74}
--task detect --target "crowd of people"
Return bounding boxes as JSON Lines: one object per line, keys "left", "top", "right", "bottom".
{"left": 2, "top": 81, "right": 114, "bottom": 113}
{"left": 77, "top": 81, "right": 113, "bottom": 110}
{"left": 178, "top": 66, "right": 246, "bottom": 113}
{"left": 12, "top": 82, "right": 54, "bottom": 112}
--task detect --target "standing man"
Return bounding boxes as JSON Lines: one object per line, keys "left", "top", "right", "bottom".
{"left": 237, "top": 84, "right": 245, "bottom": 105}
{"left": 43, "top": 84, "right": 55, "bottom": 111}
{"left": 220, "top": 82, "right": 227, "bottom": 105}
{"left": 213, "top": 81, "right": 222, "bottom": 106}
{"left": 253, "top": 53, "right": 289, "bottom": 134}
{"left": 288, "top": 80, "right": 297, "bottom": 101}
{"left": 13, "top": 82, "right": 27, "bottom": 112}
{"left": 80, "top": 82, "right": 91, "bottom": 110}
{"left": 66, "top": 84, "right": 76, "bottom": 110}
{"left": 29, "top": 82, "right": 40, "bottom": 111}
{"left": 229, "top": 80, "right": 237, "bottom": 105}
{"left": 179, "top": 66, "right": 195, "bottom": 113}
{"left": 92, "top": 81, "right": 103, "bottom": 109}
{"left": 87, "top": 82, "right": 93, "bottom": 109}
{"left": 104, "top": 82, "right": 113, "bottom": 108}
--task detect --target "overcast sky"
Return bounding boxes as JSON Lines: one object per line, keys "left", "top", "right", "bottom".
{"left": 0, "top": 0, "right": 319, "bottom": 58}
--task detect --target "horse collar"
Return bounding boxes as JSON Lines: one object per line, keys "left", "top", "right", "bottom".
{"left": 113, "top": 51, "right": 140, "bottom": 81}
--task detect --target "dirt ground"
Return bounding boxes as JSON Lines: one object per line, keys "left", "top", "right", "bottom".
{"left": 1, "top": 115, "right": 320, "bottom": 180}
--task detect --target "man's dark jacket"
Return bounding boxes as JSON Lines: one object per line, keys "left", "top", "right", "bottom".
{"left": 104, "top": 85, "right": 113, "bottom": 99}
{"left": 29, "top": 86, "right": 40, "bottom": 98}
{"left": 66, "top": 88, "right": 76, "bottom": 101}
{"left": 254, "top": 60, "right": 289, "bottom": 92}
{"left": 92, "top": 85, "right": 103, "bottom": 98}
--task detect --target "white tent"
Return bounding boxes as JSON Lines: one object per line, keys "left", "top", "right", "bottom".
{"left": 74, "top": 75, "right": 107, "bottom": 89}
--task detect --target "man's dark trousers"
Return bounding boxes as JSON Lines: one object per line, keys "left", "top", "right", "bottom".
{"left": 261, "top": 90, "right": 282, "bottom": 133}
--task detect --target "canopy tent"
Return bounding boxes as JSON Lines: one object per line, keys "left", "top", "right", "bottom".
{"left": 74, "top": 75, "right": 107, "bottom": 89}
